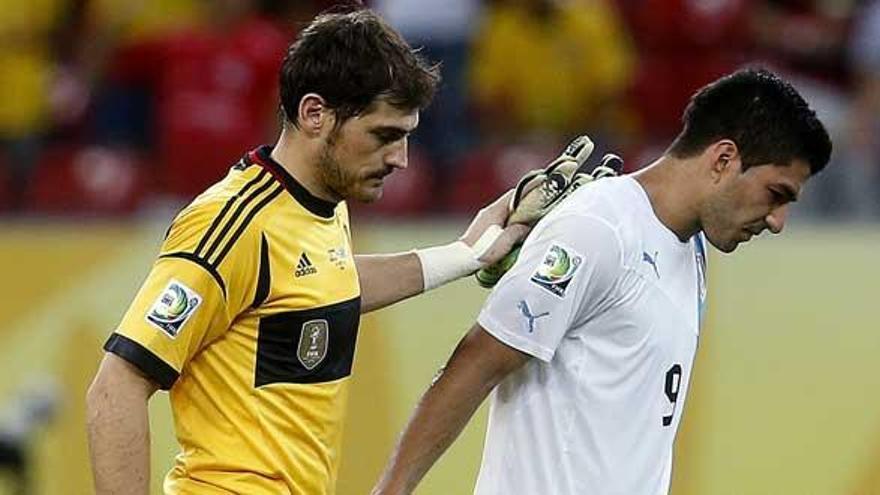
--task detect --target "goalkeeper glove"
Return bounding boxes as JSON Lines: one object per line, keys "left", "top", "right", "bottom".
{"left": 507, "top": 135, "right": 595, "bottom": 226}
{"left": 475, "top": 137, "right": 623, "bottom": 288}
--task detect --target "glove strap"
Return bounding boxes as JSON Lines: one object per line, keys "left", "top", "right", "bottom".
{"left": 415, "top": 225, "right": 503, "bottom": 291}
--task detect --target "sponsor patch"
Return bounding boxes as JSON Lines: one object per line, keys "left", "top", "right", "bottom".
{"left": 146, "top": 280, "right": 202, "bottom": 338}
{"left": 298, "top": 319, "right": 329, "bottom": 370}
{"left": 530, "top": 243, "right": 583, "bottom": 297}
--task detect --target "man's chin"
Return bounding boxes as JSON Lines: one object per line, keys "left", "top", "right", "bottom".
{"left": 353, "top": 186, "right": 383, "bottom": 203}
{"left": 721, "top": 242, "right": 739, "bottom": 253}
{"left": 707, "top": 235, "right": 738, "bottom": 254}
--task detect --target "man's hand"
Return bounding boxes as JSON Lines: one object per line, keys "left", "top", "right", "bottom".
{"left": 507, "top": 135, "right": 596, "bottom": 226}
{"left": 459, "top": 190, "right": 530, "bottom": 267}
{"left": 414, "top": 189, "right": 529, "bottom": 293}
{"left": 475, "top": 136, "right": 624, "bottom": 288}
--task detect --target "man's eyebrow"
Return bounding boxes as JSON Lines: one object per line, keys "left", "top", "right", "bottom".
{"left": 383, "top": 124, "right": 413, "bottom": 133}
{"left": 371, "top": 126, "right": 412, "bottom": 139}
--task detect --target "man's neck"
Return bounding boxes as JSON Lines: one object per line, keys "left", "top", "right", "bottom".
{"left": 269, "top": 128, "right": 338, "bottom": 202}
{"left": 632, "top": 155, "right": 703, "bottom": 242}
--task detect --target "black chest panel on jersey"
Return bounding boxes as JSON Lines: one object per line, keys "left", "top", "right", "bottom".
{"left": 255, "top": 297, "right": 361, "bottom": 387}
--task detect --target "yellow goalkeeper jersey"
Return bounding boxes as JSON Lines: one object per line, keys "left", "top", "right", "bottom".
{"left": 104, "top": 145, "right": 361, "bottom": 494}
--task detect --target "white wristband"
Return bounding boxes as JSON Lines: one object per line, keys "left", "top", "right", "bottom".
{"left": 415, "top": 225, "right": 503, "bottom": 292}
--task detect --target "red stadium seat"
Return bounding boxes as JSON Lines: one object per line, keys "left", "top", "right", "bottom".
{"left": 26, "top": 145, "right": 148, "bottom": 214}
{"left": 447, "top": 142, "right": 558, "bottom": 214}
{"left": 0, "top": 153, "right": 10, "bottom": 212}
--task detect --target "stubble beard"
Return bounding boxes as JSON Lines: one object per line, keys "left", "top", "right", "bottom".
{"left": 702, "top": 193, "right": 740, "bottom": 253}
{"left": 316, "top": 134, "right": 355, "bottom": 202}
{"left": 317, "top": 130, "right": 386, "bottom": 203}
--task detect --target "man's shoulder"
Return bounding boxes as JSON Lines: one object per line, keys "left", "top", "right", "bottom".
{"left": 552, "top": 176, "right": 649, "bottom": 252}
{"left": 163, "top": 164, "right": 283, "bottom": 254}
{"left": 555, "top": 176, "right": 624, "bottom": 223}
{"left": 562, "top": 175, "right": 633, "bottom": 213}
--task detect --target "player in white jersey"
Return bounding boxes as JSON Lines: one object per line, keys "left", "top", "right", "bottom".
{"left": 471, "top": 175, "right": 708, "bottom": 494}
{"left": 372, "top": 68, "right": 832, "bottom": 495}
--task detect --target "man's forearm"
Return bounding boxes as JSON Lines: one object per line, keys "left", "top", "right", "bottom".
{"left": 355, "top": 190, "right": 529, "bottom": 315}
{"left": 372, "top": 360, "right": 494, "bottom": 494}
{"left": 355, "top": 253, "right": 424, "bottom": 313}
{"left": 355, "top": 244, "right": 482, "bottom": 314}
{"left": 87, "top": 356, "right": 156, "bottom": 494}
{"left": 87, "top": 386, "right": 151, "bottom": 494}
{"left": 373, "top": 327, "right": 526, "bottom": 494}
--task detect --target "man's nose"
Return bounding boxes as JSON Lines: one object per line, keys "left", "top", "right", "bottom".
{"left": 385, "top": 139, "right": 408, "bottom": 170}
{"left": 765, "top": 204, "right": 788, "bottom": 234}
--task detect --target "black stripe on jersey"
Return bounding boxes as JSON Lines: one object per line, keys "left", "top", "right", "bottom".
{"left": 104, "top": 333, "right": 180, "bottom": 390}
{"left": 211, "top": 183, "right": 283, "bottom": 267}
{"left": 252, "top": 233, "right": 271, "bottom": 309}
{"left": 159, "top": 252, "right": 227, "bottom": 298}
{"left": 202, "top": 174, "right": 276, "bottom": 265}
{"left": 255, "top": 296, "right": 362, "bottom": 387}
{"left": 195, "top": 169, "right": 269, "bottom": 258}
{"left": 210, "top": 184, "right": 283, "bottom": 268}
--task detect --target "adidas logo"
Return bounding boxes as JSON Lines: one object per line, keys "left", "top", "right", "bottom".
{"left": 294, "top": 252, "right": 318, "bottom": 277}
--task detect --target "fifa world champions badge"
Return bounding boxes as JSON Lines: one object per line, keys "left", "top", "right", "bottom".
{"left": 530, "top": 244, "right": 583, "bottom": 297}
{"left": 146, "top": 280, "right": 202, "bottom": 338}
{"left": 298, "top": 319, "right": 330, "bottom": 370}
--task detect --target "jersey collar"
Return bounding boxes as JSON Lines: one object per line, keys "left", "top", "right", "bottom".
{"left": 247, "top": 145, "right": 337, "bottom": 219}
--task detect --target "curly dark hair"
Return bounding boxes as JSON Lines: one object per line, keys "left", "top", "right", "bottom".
{"left": 668, "top": 68, "right": 832, "bottom": 175}
{"left": 279, "top": 7, "right": 440, "bottom": 128}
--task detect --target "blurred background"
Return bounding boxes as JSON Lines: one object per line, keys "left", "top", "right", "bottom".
{"left": 0, "top": 0, "right": 878, "bottom": 493}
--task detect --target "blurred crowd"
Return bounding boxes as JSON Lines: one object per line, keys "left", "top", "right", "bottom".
{"left": 1, "top": 0, "right": 878, "bottom": 220}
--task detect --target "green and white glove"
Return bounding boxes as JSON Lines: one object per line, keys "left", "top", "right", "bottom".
{"left": 507, "top": 135, "right": 595, "bottom": 225}
{"left": 475, "top": 135, "right": 623, "bottom": 288}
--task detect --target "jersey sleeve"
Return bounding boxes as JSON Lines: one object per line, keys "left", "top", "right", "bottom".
{"left": 477, "top": 212, "right": 623, "bottom": 362}
{"left": 105, "top": 197, "right": 261, "bottom": 389}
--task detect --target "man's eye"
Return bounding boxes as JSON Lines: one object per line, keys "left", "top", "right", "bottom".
{"left": 375, "top": 131, "right": 405, "bottom": 144}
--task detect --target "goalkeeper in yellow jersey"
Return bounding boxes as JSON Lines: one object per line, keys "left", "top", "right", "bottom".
{"left": 85, "top": 8, "right": 531, "bottom": 495}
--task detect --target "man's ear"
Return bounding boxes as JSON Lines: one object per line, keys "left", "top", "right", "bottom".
{"left": 707, "top": 139, "right": 741, "bottom": 183}
{"left": 297, "top": 93, "right": 335, "bottom": 136}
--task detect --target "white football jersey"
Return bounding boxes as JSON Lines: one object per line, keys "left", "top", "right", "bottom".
{"left": 475, "top": 175, "right": 708, "bottom": 495}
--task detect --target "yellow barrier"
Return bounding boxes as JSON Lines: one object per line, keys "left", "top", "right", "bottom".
{"left": 0, "top": 221, "right": 877, "bottom": 494}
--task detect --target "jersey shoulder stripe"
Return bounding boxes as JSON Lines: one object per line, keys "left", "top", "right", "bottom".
{"left": 198, "top": 170, "right": 276, "bottom": 265}
{"left": 209, "top": 182, "right": 283, "bottom": 268}
{"left": 159, "top": 163, "right": 282, "bottom": 298}
{"left": 193, "top": 164, "right": 268, "bottom": 256}
{"left": 158, "top": 251, "right": 227, "bottom": 297}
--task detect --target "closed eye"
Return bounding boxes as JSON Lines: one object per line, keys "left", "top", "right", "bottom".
{"left": 770, "top": 189, "right": 786, "bottom": 204}
{"left": 372, "top": 127, "right": 408, "bottom": 145}
{"left": 770, "top": 186, "right": 797, "bottom": 204}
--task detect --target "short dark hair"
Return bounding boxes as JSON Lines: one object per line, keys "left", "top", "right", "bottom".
{"left": 667, "top": 68, "right": 832, "bottom": 175}
{"left": 279, "top": 8, "right": 440, "bottom": 128}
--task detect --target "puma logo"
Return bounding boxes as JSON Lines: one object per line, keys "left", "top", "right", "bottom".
{"left": 517, "top": 300, "right": 549, "bottom": 333}
{"left": 643, "top": 251, "right": 660, "bottom": 279}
